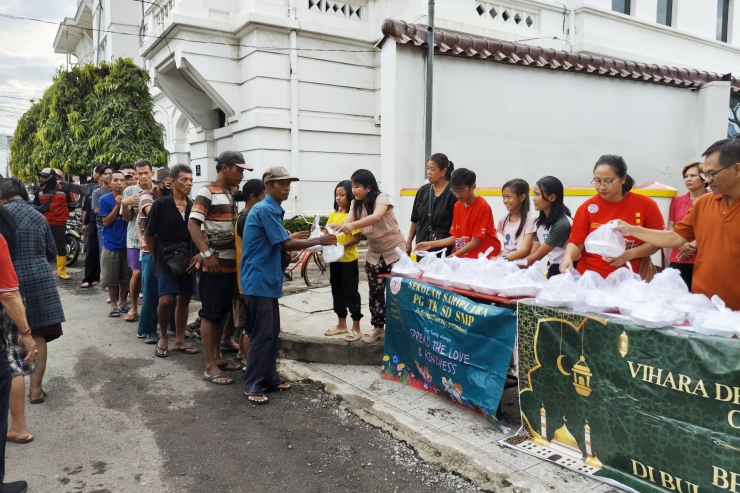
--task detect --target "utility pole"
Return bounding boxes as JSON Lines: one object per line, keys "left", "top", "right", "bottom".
{"left": 424, "top": 0, "right": 435, "bottom": 176}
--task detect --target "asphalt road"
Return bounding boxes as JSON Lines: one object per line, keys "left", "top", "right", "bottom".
{"left": 6, "top": 268, "right": 485, "bottom": 493}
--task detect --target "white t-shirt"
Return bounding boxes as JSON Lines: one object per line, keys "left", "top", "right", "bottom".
{"left": 497, "top": 211, "right": 537, "bottom": 256}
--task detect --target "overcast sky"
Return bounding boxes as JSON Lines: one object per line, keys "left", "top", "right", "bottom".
{"left": 0, "top": 0, "right": 77, "bottom": 172}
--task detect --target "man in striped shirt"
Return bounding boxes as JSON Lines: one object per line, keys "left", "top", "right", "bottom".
{"left": 188, "top": 151, "right": 252, "bottom": 385}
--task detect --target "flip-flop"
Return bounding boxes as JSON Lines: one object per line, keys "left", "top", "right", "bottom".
{"left": 361, "top": 331, "right": 385, "bottom": 343}
{"left": 7, "top": 435, "right": 33, "bottom": 444}
{"left": 155, "top": 345, "right": 169, "bottom": 358}
{"left": 125, "top": 311, "right": 139, "bottom": 322}
{"left": 244, "top": 392, "right": 269, "bottom": 404}
{"left": 204, "top": 373, "right": 235, "bottom": 385}
{"left": 324, "top": 326, "right": 348, "bottom": 336}
{"left": 344, "top": 331, "right": 362, "bottom": 342}
{"left": 219, "top": 343, "right": 239, "bottom": 353}
{"left": 217, "top": 362, "right": 243, "bottom": 371}
{"left": 263, "top": 383, "right": 291, "bottom": 393}
{"left": 171, "top": 345, "right": 200, "bottom": 354}
{"left": 80, "top": 282, "right": 91, "bottom": 289}
{"left": 29, "top": 389, "right": 47, "bottom": 404}
{"left": 108, "top": 308, "right": 120, "bottom": 318}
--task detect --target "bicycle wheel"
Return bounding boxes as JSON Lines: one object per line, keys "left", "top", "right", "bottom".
{"left": 302, "top": 252, "right": 330, "bottom": 288}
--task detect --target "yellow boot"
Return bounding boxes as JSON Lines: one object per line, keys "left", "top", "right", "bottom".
{"left": 57, "top": 256, "right": 71, "bottom": 280}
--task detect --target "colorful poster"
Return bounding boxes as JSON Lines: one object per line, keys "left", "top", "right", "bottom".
{"left": 506, "top": 300, "right": 740, "bottom": 493}
{"left": 382, "top": 277, "right": 517, "bottom": 430}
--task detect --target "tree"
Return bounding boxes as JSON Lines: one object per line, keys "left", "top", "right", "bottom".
{"left": 9, "top": 58, "right": 167, "bottom": 181}
{"left": 729, "top": 93, "right": 740, "bottom": 137}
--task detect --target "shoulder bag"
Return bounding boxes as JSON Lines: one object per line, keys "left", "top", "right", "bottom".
{"left": 161, "top": 242, "right": 192, "bottom": 278}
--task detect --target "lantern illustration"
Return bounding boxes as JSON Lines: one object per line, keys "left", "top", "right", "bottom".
{"left": 619, "top": 331, "right": 628, "bottom": 357}
{"left": 572, "top": 355, "right": 592, "bottom": 397}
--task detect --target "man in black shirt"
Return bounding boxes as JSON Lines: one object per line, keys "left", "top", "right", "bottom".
{"left": 143, "top": 165, "right": 199, "bottom": 358}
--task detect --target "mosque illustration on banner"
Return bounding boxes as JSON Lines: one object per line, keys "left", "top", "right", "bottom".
{"left": 517, "top": 405, "right": 603, "bottom": 475}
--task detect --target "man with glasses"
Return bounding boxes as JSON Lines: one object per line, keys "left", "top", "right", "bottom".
{"left": 615, "top": 139, "right": 740, "bottom": 310}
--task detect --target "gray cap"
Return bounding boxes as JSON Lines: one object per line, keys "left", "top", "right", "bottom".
{"left": 262, "top": 166, "right": 299, "bottom": 184}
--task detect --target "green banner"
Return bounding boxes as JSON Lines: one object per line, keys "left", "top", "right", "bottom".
{"left": 382, "top": 277, "right": 517, "bottom": 430}
{"left": 506, "top": 300, "right": 740, "bottom": 493}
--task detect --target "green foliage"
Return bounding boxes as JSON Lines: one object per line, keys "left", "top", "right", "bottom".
{"left": 283, "top": 215, "right": 330, "bottom": 234}
{"left": 9, "top": 59, "right": 167, "bottom": 181}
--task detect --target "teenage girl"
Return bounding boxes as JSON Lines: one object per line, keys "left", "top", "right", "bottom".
{"left": 331, "top": 170, "right": 406, "bottom": 343}
{"left": 497, "top": 179, "right": 537, "bottom": 261}
{"left": 323, "top": 181, "right": 364, "bottom": 341}
{"left": 522, "top": 176, "right": 572, "bottom": 277}
{"left": 233, "top": 179, "right": 267, "bottom": 365}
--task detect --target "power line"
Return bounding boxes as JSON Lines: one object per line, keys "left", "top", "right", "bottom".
{"left": 0, "top": 95, "right": 38, "bottom": 102}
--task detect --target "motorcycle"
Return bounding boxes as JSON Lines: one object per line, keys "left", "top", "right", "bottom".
{"left": 65, "top": 206, "right": 83, "bottom": 266}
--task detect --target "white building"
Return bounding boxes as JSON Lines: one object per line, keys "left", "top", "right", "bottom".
{"left": 53, "top": 0, "right": 740, "bottom": 216}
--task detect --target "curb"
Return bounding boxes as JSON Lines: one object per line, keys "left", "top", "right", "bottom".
{"left": 278, "top": 333, "right": 384, "bottom": 365}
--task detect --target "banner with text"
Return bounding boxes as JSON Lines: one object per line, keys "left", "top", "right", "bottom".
{"left": 382, "top": 277, "right": 517, "bottom": 430}
{"left": 505, "top": 300, "right": 740, "bottom": 493}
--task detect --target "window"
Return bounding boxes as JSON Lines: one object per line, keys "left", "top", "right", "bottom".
{"left": 657, "top": 0, "right": 673, "bottom": 26}
{"left": 717, "top": 0, "right": 730, "bottom": 42}
{"left": 612, "top": 0, "right": 631, "bottom": 15}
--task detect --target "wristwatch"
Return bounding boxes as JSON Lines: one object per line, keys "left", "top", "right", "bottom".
{"left": 200, "top": 249, "right": 214, "bottom": 260}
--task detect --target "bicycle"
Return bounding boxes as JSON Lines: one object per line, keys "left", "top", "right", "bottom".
{"left": 282, "top": 215, "right": 330, "bottom": 288}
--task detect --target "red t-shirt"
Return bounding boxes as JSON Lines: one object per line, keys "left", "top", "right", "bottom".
{"left": 0, "top": 235, "right": 19, "bottom": 292}
{"left": 569, "top": 192, "right": 665, "bottom": 278}
{"left": 449, "top": 196, "right": 502, "bottom": 259}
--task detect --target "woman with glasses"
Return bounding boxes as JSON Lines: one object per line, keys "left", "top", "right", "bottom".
{"left": 666, "top": 162, "right": 706, "bottom": 290}
{"left": 560, "top": 155, "right": 664, "bottom": 279}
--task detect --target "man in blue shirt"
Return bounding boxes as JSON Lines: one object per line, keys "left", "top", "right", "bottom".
{"left": 98, "top": 170, "right": 131, "bottom": 317}
{"left": 240, "top": 166, "right": 336, "bottom": 404}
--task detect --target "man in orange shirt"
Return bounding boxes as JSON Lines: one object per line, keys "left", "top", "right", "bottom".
{"left": 614, "top": 139, "right": 740, "bottom": 310}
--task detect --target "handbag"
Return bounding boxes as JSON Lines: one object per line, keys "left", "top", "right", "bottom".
{"left": 638, "top": 256, "right": 658, "bottom": 282}
{"left": 161, "top": 242, "right": 192, "bottom": 278}
{"left": 205, "top": 229, "right": 235, "bottom": 250}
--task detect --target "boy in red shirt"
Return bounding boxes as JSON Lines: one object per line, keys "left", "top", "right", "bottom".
{"left": 416, "top": 168, "right": 501, "bottom": 258}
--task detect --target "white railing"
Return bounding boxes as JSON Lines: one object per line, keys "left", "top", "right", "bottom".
{"left": 308, "top": 0, "right": 365, "bottom": 21}
{"left": 475, "top": 1, "right": 538, "bottom": 29}
{"left": 154, "top": 0, "right": 175, "bottom": 26}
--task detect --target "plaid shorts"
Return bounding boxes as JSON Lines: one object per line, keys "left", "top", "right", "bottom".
{"left": 1, "top": 311, "right": 36, "bottom": 378}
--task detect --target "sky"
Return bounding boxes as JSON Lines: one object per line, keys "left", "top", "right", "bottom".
{"left": 0, "top": 0, "right": 77, "bottom": 173}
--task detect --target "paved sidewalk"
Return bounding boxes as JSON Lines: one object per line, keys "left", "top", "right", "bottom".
{"left": 282, "top": 361, "right": 618, "bottom": 493}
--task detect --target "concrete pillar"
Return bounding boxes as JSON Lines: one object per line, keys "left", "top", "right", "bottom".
{"left": 188, "top": 127, "right": 217, "bottom": 194}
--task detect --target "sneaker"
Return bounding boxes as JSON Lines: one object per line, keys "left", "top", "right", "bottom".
{"left": 136, "top": 334, "right": 147, "bottom": 339}
{"left": 144, "top": 332, "right": 159, "bottom": 345}
{"left": 3, "top": 481, "right": 28, "bottom": 493}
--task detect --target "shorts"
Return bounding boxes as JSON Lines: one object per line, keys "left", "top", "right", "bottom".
{"left": 127, "top": 248, "right": 142, "bottom": 271}
{"left": 100, "top": 248, "right": 132, "bottom": 287}
{"left": 198, "top": 271, "right": 237, "bottom": 322}
{"left": 158, "top": 270, "right": 197, "bottom": 297}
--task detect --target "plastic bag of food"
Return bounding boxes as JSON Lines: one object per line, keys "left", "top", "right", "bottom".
{"left": 391, "top": 247, "right": 421, "bottom": 279}
{"left": 422, "top": 251, "right": 454, "bottom": 286}
{"left": 417, "top": 250, "right": 444, "bottom": 272}
{"left": 573, "top": 271, "right": 619, "bottom": 314}
{"left": 631, "top": 301, "right": 685, "bottom": 329}
{"left": 469, "top": 257, "right": 510, "bottom": 295}
{"left": 307, "top": 213, "right": 323, "bottom": 252}
{"left": 450, "top": 259, "right": 481, "bottom": 291}
{"left": 689, "top": 296, "right": 740, "bottom": 338}
{"left": 649, "top": 268, "right": 689, "bottom": 301}
{"left": 498, "top": 265, "right": 547, "bottom": 298}
{"left": 446, "top": 256, "right": 466, "bottom": 273}
{"left": 616, "top": 278, "right": 652, "bottom": 316}
{"left": 669, "top": 293, "right": 715, "bottom": 321}
{"left": 322, "top": 228, "right": 345, "bottom": 263}
{"left": 605, "top": 265, "right": 639, "bottom": 289}
{"left": 535, "top": 271, "right": 580, "bottom": 308}
{"left": 584, "top": 220, "right": 625, "bottom": 258}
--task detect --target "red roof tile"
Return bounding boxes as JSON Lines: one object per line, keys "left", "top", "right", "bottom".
{"left": 381, "top": 19, "right": 740, "bottom": 93}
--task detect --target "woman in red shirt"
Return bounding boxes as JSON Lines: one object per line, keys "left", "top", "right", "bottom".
{"left": 666, "top": 162, "right": 705, "bottom": 290}
{"left": 560, "top": 155, "right": 664, "bottom": 278}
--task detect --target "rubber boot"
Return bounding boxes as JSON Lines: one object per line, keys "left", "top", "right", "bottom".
{"left": 57, "top": 256, "right": 71, "bottom": 280}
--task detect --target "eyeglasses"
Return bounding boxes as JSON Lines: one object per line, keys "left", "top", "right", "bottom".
{"left": 591, "top": 179, "right": 617, "bottom": 189}
{"left": 700, "top": 164, "right": 735, "bottom": 181}
{"left": 450, "top": 187, "right": 469, "bottom": 196}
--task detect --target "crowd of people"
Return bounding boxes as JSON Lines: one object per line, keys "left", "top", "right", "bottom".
{"left": 0, "top": 136, "right": 737, "bottom": 490}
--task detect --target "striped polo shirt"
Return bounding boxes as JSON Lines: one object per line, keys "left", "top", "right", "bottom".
{"left": 191, "top": 182, "right": 237, "bottom": 273}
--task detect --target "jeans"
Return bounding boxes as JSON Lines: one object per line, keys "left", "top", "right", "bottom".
{"left": 0, "top": 360, "right": 12, "bottom": 485}
{"left": 242, "top": 296, "right": 280, "bottom": 394}
{"left": 138, "top": 253, "right": 176, "bottom": 336}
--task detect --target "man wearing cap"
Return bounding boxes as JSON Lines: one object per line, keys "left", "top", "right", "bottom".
{"left": 240, "top": 167, "right": 337, "bottom": 404}
{"left": 33, "top": 168, "right": 76, "bottom": 280}
{"left": 188, "top": 151, "right": 250, "bottom": 385}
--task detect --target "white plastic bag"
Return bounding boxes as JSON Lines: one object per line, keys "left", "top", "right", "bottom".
{"left": 535, "top": 271, "right": 580, "bottom": 308}
{"left": 584, "top": 220, "right": 625, "bottom": 258}
{"left": 391, "top": 247, "right": 422, "bottom": 279}
{"left": 422, "top": 251, "right": 454, "bottom": 286}
{"left": 573, "top": 271, "right": 619, "bottom": 314}
{"left": 689, "top": 296, "right": 740, "bottom": 338}
{"left": 605, "top": 265, "right": 639, "bottom": 289}
{"left": 470, "top": 255, "right": 512, "bottom": 295}
{"left": 417, "top": 250, "right": 443, "bottom": 272}
{"left": 669, "top": 293, "right": 715, "bottom": 321}
{"left": 307, "top": 213, "right": 323, "bottom": 253}
{"left": 630, "top": 301, "right": 685, "bottom": 328}
{"left": 321, "top": 227, "right": 345, "bottom": 263}
{"left": 649, "top": 268, "right": 689, "bottom": 301}
{"left": 498, "top": 265, "right": 547, "bottom": 298}
{"left": 452, "top": 248, "right": 493, "bottom": 291}
{"left": 616, "top": 278, "right": 652, "bottom": 316}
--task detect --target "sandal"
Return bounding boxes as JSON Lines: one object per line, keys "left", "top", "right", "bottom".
{"left": 7, "top": 435, "right": 33, "bottom": 444}
{"left": 324, "top": 326, "right": 348, "bottom": 336}
{"left": 244, "top": 392, "right": 269, "bottom": 405}
{"left": 119, "top": 304, "right": 130, "bottom": 313}
{"left": 217, "top": 362, "right": 243, "bottom": 371}
{"left": 171, "top": 345, "right": 200, "bottom": 354}
{"left": 29, "top": 389, "right": 47, "bottom": 404}
{"left": 155, "top": 345, "right": 169, "bottom": 358}
{"left": 204, "top": 373, "right": 235, "bottom": 385}
{"left": 263, "top": 383, "right": 291, "bottom": 393}
{"left": 219, "top": 342, "right": 239, "bottom": 353}
{"left": 344, "top": 330, "right": 362, "bottom": 342}
{"left": 80, "top": 282, "right": 91, "bottom": 289}
{"left": 125, "top": 311, "right": 139, "bottom": 322}
{"left": 362, "top": 329, "right": 385, "bottom": 344}
{"left": 108, "top": 308, "right": 120, "bottom": 318}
